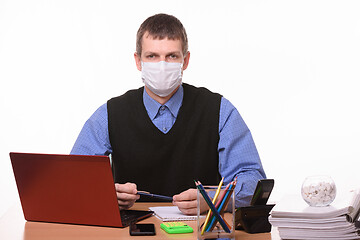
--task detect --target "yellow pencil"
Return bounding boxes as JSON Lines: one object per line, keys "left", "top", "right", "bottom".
{"left": 201, "top": 177, "right": 224, "bottom": 235}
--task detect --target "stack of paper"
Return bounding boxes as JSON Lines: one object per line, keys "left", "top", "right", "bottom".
{"left": 269, "top": 189, "right": 360, "bottom": 240}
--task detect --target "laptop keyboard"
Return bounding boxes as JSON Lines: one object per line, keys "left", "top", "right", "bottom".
{"left": 120, "top": 209, "right": 154, "bottom": 226}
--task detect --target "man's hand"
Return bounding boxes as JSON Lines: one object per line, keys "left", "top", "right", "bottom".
{"left": 173, "top": 188, "right": 208, "bottom": 215}
{"left": 115, "top": 182, "right": 140, "bottom": 210}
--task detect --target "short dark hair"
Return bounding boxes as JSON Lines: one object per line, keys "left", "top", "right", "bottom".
{"left": 136, "top": 13, "right": 188, "bottom": 56}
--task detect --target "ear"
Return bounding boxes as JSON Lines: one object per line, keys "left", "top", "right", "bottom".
{"left": 134, "top": 52, "right": 142, "bottom": 71}
{"left": 182, "top": 51, "right": 190, "bottom": 71}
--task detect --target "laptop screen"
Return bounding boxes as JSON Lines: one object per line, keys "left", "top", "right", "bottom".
{"left": 10, "top": 152, "right": 153, "bottom": 227}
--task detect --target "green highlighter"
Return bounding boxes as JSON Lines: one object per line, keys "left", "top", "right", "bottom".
{"left": 160, "top": 222, "right": 194, "bottom": 234}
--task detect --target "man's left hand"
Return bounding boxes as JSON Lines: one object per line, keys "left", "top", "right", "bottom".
{"left": 173, "top": 188, "right": 208, "bottom": 215}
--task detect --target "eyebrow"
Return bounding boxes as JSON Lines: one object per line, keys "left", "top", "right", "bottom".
{"left": 143, "top": 51, "right": 182, "bottom": 56}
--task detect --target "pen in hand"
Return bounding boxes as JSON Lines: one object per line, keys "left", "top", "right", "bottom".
{"left": 137, "top": 191, "right": 173, "bottom": 201}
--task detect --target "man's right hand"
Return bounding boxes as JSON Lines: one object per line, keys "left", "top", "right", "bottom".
{"left": 114, "top": 182, "right": 140, "bottom": 210}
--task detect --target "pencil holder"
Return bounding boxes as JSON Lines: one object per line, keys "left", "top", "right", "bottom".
{"left": 197, "top": 186, "right": 235, "bottom": 240}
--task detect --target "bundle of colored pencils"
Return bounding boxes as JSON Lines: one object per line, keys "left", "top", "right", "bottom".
{"left": 195, "top": 178, "right": 237, "bottom": 234}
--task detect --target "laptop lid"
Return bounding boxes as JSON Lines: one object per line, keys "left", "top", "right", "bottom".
{"left": 9, "top": 152, "right": 152, "bottom": 228}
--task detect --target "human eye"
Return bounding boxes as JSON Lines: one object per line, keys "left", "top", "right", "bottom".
{"left": 167, "top": 53, "right": 180, "bottom": 61}
{"left": 146, "top": 54, "right": 155, "bottom": 59}
{"left": 170, "top": 54, "right": 178, "bottom": 59}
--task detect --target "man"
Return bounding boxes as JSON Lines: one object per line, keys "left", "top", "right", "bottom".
{"left": 71, "top": 13, "right": 266, "bottom": 215}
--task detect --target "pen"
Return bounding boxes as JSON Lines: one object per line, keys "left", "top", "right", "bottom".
{"left": 137, "top": 191, "right": 173, "bottom": 201}
{"left": 195, "top": 181, "right": 231, "bottom": 233}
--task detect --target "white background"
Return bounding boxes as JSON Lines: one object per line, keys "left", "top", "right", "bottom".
{"left": 1, "top": 0, "right": 360, "bottom": 217}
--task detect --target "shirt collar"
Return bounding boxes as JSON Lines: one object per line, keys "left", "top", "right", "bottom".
{"left": 143, "top": 85, "right": 183, "bottom": 120}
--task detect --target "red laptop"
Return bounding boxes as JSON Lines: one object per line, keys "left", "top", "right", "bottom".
{"left": 9, "top": 152, "right": 153, "bottom": 227}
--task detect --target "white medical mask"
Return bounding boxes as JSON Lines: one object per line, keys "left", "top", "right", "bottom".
{"left": 141, "top": 61, "right": 183, "bottom": 97}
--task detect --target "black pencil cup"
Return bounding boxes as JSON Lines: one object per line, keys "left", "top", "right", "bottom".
{"left": 235, "top": 204, "right": 275, "bottom": 234}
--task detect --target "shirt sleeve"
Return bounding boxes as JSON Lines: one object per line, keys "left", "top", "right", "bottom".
{"left": 218, "top": 97, "right": 266, "bottom": 208}
{"left": 70, "top": 103, "right": 112, "bottom": 156}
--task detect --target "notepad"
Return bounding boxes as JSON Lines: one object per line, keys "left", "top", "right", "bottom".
{"left": 149, "top": 206, "right": 197, "bottom": 221}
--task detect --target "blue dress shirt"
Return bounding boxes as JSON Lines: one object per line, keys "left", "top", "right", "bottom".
{"left": 71, "top": 85, "right": 266, "bottom": 207}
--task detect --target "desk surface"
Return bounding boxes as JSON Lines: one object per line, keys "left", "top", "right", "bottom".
{"left": 0, "top": 202, "right": 277, "bottom": 240}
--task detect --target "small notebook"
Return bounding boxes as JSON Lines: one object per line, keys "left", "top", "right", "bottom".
{"left": 149, "top": 206, "right": 197, "bottom": 221}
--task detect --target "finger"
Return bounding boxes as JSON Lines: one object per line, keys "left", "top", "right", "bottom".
{"left": 114, "top": 183, "right": 140, "bottom": 209}
{"left": 172, "top": 188, "right": 198, "bottom": 215}
{"left": 115, "top": 182, "right": 138, "bottom": 194}
{"left": 175, "top": 201, "right": 197, "bottom": 215}
{"left": 174, "top": 198, "right": 197, "bottom": 210}
{"left": 173, "top": 188, "right": 197, "bottom": 202}
{"left": 178, "top": 207, "right": 197, "bottom": 215}
{"left": 116, "top": 191, "right": 140, "bottom": 202}
{"left": 118, "top": 199, "right": 136, "bottom": 209}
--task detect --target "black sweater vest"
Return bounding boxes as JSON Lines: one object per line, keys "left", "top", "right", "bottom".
{"left": 107, "top": 83, "right": 222, "bottom": 200}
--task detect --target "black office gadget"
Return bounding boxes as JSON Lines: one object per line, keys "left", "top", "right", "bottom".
{"left": 129, "top": 223, "right": 156, "bottom": 236}
{"left": 235, "top": 179, "right": 275, "bottom": 234}
{"left": 250, "top": 179, "right": 274, "bottom": 206}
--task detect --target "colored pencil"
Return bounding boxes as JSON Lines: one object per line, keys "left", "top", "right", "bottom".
{"left": 195, "top": 180, "right": 231, "bottom": 233}
{"left": 202, "top": 181, "right": 231, "bottom": 232}
{"left": 201, "top": 177, "right": 224, "bottom": 235}
{"left": 206, "top": 179, "right": 237, "bottom": 232}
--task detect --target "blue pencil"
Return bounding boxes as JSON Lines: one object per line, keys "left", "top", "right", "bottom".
{"left": 205, "top": 180, "right": 235, "bottom": 232}
{"left": 195, "top": 181, "right": 231, "bottom": 233}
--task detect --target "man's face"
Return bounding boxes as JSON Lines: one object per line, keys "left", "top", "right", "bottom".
{"left": 134, "top": 32, "right": 190, "bottom": 71}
